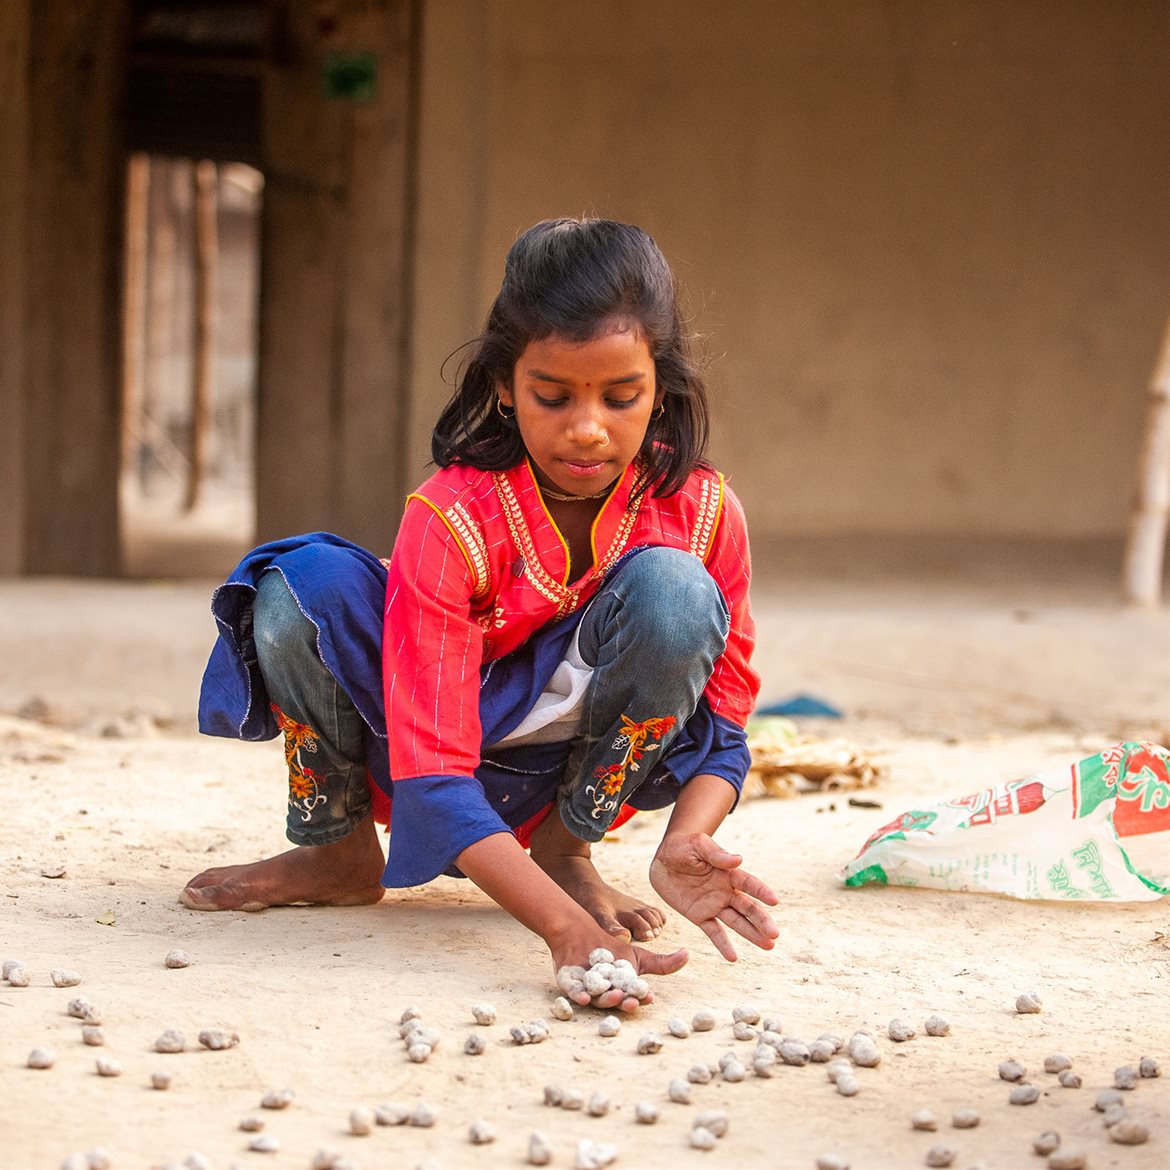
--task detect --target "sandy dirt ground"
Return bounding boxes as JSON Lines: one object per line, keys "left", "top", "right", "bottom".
{"left": 3, "top": 540, "right": 1169, "bottom": 1170}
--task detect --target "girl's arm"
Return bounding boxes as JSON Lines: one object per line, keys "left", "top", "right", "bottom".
{"left": 648, "top": 773, "right": 780, "bottom": 962}
{"left": 455, "top": 832, "right": 687, "bottom": 1008}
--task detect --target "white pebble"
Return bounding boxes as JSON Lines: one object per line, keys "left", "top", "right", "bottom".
{"left": 1109, "top": 1118, "right": 1150, "bottom": 1145}
{"left": 668, "top": 1078, "right": 692, "bottom": 1103}
{"left": 952, "top": 1108, "right": 980, "bottom": 1129}
{"left": 51, "top": 969, "right": 83, "bottom": 988}
{"left": 8, "top": 965, "right": 30, "bottom": 987}
{"left": 410, "top": 1103, "right": 436, "bottom": 1127}
{"left": 816, "top": 1158, "right": 850, "bottom": 1170}
{"left": 3, "top": 958, "right": 24, "bottom": 979}
{"left": 310, "top": 1151, "right": 341, "bottom": 1170}
{"left": 183, "top": 1154, "right": 212, "bottom": 1170}
{"left": 694, "top": 1110, "right": 729, "bottom": 1138}
{"left": 574, "top": 1138, "right": 618, "bottom": 1169}
{"left": 826, "top": 1058, "right": 852, "bottom": 1083}
{"left": 636, "top": 1032, "right": 663, "bottom": 1054}
{"left": 1032, "top": 1132, "right": 1061, "bottom": 1156}
{"left": 924, "top": 1015, "right": 951, "bottom": 1037}
{"left": 464, "top": 1033, "right": 486, "bottom": 1055}
{"left": 469, "top": 1120, "right": 496, "bottom": 1144}
{"left": 1095, "top": 1089, "right": 1124, "bottom": 1111}
{"left": 164, "top": 949, "right": 191, "bottom": 968}
{"left": 1114, "top": 1065, "right": 1139, "bottom": 1090}
{"left": 248, "top": 1135, "right": 280, "bottom": 1153}
{"left": 808, "top": 1039, "right": 836, "bottom": 1062}
{"left": 836, "top": 1073, "right": 860, "bottom": 1097}
{"left": 732, "top": 1021, "right": 758, "bottom": 1041}
{"left": 81, "top": 1025, "right": 104, "bottom": 1047}
{"left": 551, "top": 996, "right": 574, "bottom": 1021}
{"left": 998, "top": 1059, "right": 1026, "bottom": 1082}
{"left": 198, "top": 1028, "right": 240, "bottom": 1051}
{"left": 61, "top": 1157, "right": 88, "bottom": 1170}
{"left": 847, "top": 1032, "right": 880, "bottom": 1067}
{"left": 471, "top": 1002, "right": 496, "bottom": 1026}
{"left": 634, "top": 1100, "right": 659, "bottom": 1124}
{"left": 154, "top": 1029, "right": 186, "bottom": 1054}
{"left": 1101, "top": 1103, "right": 1127, "bottom": 1128}
{"left": 924, "top": 1145, "right": 956, "bottom": 1167}
{"left": 86, "top": 1150, "right": 111, "bottom": 1170}
{"left": 1009, "top": 1084, "right": 1041, "bottom": 1105}
{"left": 583, "top": 970, "right": 611, "bottom": 996}
{"left": 95, "top": 1056, "right": 122, "bottom": 1077}
{"left": 561, "top": 1088, "right": 585, "bottom": 1111}
{"left": 150, "top": 1071, "right": 172, "bottom": 1090}
{"left": 587, "top": 948, "right": 615, "bottom": 966}
{"left": 400, "top": 1005, "right": 422, "bottom": 1023}
{"left": 239, "top": 1117, "right": 265, "bottom": 1132}
{"left": 375, "top": 1102, "right": 411, "bottom": 1126}
{"left": 1044, "top": 1053, "right": 1072, "bottom": 1073}
{"left": 721, "top": 1059, "right": 746, "bottom": 1082}
{"left": 1058, "top": 1070, "right": 1082, "bottom": 1088}
{"left": 587, "top": 1092, "right": 611, "bottom": 1117}
{"left": 67, "top": 997, "right": 92, "bottom": 1019}
{"left": 510, "top": 1025, "right": 532, "bottom": 1045}
{"left": 1015, "top": 991, "right": 1043, "bottom": 1014}
{"left": 260, "top": 1088, "right": 294, "bottom": 1110}
{"left": 528, "top": 1131, "right": 553, "bottom": 1164}
{"left": 80, "top": 1006, "right": 102, "bottom": 1025}
{"left": 1139, "top": 1055, "right": 1161, "bottom": 1078}
{"left": 556, "top": 965, "right": 587, "bottom": 995}
{"left": 1047, "top": 1153, "right": 1086, "bottom": 1170}
{"left": 692, "top": 1010, "right": 716, "bottom": 1032}
{"left": 408, "top": 1042, "right": 432, "bottom": 1062}
{"left": 687, "top": 1063, "right": 713, "bottom": 1084}
{"left": 667, "top": 1017, "right": 691, "bottom": 1038}
{"left": 28, "top": 1047, "right": 55, "bottom": 1069}
{"left": 543, "top": 1085, "right": 564, "bottom": 1107}
{"left": 732, "top": 1004, "right": 761, "bottom": 1025}
{"left": 888, "top": 1018, "right": 916, "bottom": 1042}
{"left": 911, "top": 1110, "right": 938, "bottom": 1131}
{"left": 763, "top": 1017, "right": 784, "bottom": 1034}
{"left": 690, "top": 1127, "right": 717, "bottom": 1150}
{"left": 779, "top": 1038, "right": 811, "bottom": 1066}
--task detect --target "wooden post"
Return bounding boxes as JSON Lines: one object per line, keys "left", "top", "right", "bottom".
{"left": 186, "top": 157, "right": 217, "bottom": 512}
{"left": 121, "top": 152, "right": 149, "bottom": 479}
{"left": 1122, "top": 310, "right": 1170, "bottom": 607}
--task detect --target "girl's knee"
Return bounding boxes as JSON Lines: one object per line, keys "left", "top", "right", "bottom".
{"left": 254, "top": 570, "right": 316, "bottom": 659}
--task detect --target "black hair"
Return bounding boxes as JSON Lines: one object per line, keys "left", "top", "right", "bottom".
{"left": 431, "top": 217, "right": 710, "bottom": 501}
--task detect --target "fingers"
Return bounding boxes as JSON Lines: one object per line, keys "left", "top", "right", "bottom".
{"left": 693, "top": 835, "right": 743, "bottom": 870}
{"left": 700, "top": 918, "right": 739, "bottom": 963}
{"left": 719, "top": 895, "right": 780, "bottom": 951}
{"left": 730, "top": 866, "right": 780, "bottom": 906}
{"left": 632, "top": 944, "right": 689, "bottom": 977}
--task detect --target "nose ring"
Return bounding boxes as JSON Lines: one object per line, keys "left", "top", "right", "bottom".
{"left": 598, "top": 433, "right": 610, "bottom": 447}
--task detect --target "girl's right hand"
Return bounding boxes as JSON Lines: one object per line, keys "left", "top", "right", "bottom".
{"left": 551, "top": 932, "right": 688, "bottom": 1013}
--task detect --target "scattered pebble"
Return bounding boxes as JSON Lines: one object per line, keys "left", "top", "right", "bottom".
{"left": 543, "top": 1085, "right": 564, "bottom": 1107}
{"left": 239, "top": 1118, "right": 265, "bottom": 1132}
{"left": 722, "top": 1058, "right": 747, "bottom": 1082}
{"left": 67, "top": 997, "right": 92, "bottom": 1019}
{"left": 847, "top": 1032, "right": 881, "bottom": 1068}
{"left": 528, "top": 1131, "right": 553, "bottom": 1165}
{"left": 998, "top": 1059, "right": 1026, "bottom": 1082}
{"left": 198, "top": 1028, "right": 239, "bottom": 1051}
{"left": 587, "top": 1092, "right": 611, "bottom": 1118}
{"left": 598, "top": 1015, "right": 621, "bottom": 1038}
{"left": 574, "top": 1138, "right": 618, "bottom": 1169}
{"left": 95, "top": 1056, "right": 122, "bottom": 1077}
{"left": 81, "top": 1025, "right": 104, "bottom": 1047}
{"left": 184, "top": 1154, "right": 212, "bottom": 1170}
{"left": 808, "top": 1039, "right": 836, "bottom": 1062}
{"left": 888, "top": 1019, "right": 917, "bottom": 1042}
{"left": 408, "top": 1042, "right": 433, "bottom": 1062}
{"left": 400, "top": 1006, "right": 422, "bottom": 1024}
{"left": 952, "top": 1109, "right": 980, "bottom": 1129}
{"left": 634, "top": 1101, "right": 659, "bottom": 1124}
{"left": 826, "top": 1059, "right": 852, "bottom": 1083}
{"left": 1094, "top": 1089, "right": 1124, "bottom": 1112}
{"left": 816, "top": 1032, "right": 844, "bottom": 1053}
{"left": 1044, "top": 1053, "right": 1072, "bottom": 1074}
{"left": 8, "top": 965, "right": 30, "bottom": 987}
{"left": 836, "top": 1073, "right": 860, "bottom": 1097}
{"left": 1101, "top": 1104, "right": 1127, "bottom": 1128}
{"left": 51, "top": 969, "right": 83, "bottom": 988}
{"left": 668, "top": 1078, "right": 692, "bottom": 1104}
{"left": 376, "top": 1103, "right": 410, "bottom": 1126}
{"left": 923, "top": 1015, "right": 951, "bottom": 1037}
{"left": 636, "top": 1032, "right": 663, "bottom": 1055}
{"left": 1058, "top": 1070, "right": 1082, "bottom": 1089}
{"left": 27, "top": 1048, "right": 55, "bottom": 1070}
{"left": 779, "top": 1038, "right": 811, "bottom": 1066}
{"left": 87, "top": 1151, "right": 113, "bottom": 1170}
{"left": 2, "top": 959, "right": 24, "bottom": 979}
{"left": 690, "top": 1127, "right": 717, "bottom": 1151}
{"left": 694, "top": 1110, "right": 729, "bottom": 1138}
{"left": 1109, "top": 1119, "right": 1149, "bottom": 1145}
{"left": 248, "top": 1135, "right": 279, "bottom": 1154}
{"left": 349, "top": 1107, "right": 375, "bottom": 1136}
{"left": 1113, "top": 1065, "right": 1139, "bottom": 1090}
{"left": 815, "top": 1157, "right": 850, "bottom": 1170}
{"left": 260, "top": 1088, "right": 294, "bottom": 1110}
{"left": 692, "top": 1010, "right": 716, "bottom": 1032}
{"left": 561, "top": 1089, "right": 585, "bottom": 1111}
{"left": 924, "top": 1145, "right": 956, "bottom": 1168}
{"left": 469, "top": 1120, "right": 496, "bottom": 1144}
{"left": 1032, "top": 1131, "right": 1061, "bottom": 1155}
{"left": 911, "top": 1110, "right": 938, "bottom": 1131}
{"left": 164, "top": 949, "right": 191, "bottom": 969}
{"left": 471, "top": 1003, "right": 496, "bottom": 1026}
{"left": 1139, "top": 1055, "right": 1161, "bottom": 1078}
{"left": 464, "top": 1033, "right": 486, "bottom": 1055}
{"left": 732, "top": 1004, "right": 761, "bottom": 1025}
{"left": 752, "top": 1049, "right": 777, "bottom": 1078}
{"left": 310, "top": 1151, "right": 341, "bottom": 1170}
{"left": 1015, "top": 992, "right": 1043, "bottom": 1014}
{"left": 154, "top": 1029, "right": 186, "bottom": 1054}
{"left": 1046, "top": 1152, "right": 1086, "bottom": 1170}
{"left": 732, "top": 1021, "right": 758, "bottom": 1042}
{"left": 687, "top": 1063, "right": 713, "bottom": 1084}
{"left": 551, "top": 996, "right": 574, "bottom": 1021}
{"left": 667, "top": 1017, "right": 691, "bottom": 1039}
{"left": 150, "top": 1071, "right": 172, "bottom": 1090}
{"left": 410, "top": 1103, "right": 436, "bottom": 1127}
{"left": 1009, "top": 1084, "right": 1041, "bottom": 1105}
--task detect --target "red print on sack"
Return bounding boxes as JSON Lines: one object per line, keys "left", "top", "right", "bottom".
{"left": 1112, "top": 746, "right": 1170, "bottom": 838}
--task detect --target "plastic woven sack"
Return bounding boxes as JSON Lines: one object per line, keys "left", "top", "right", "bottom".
{"left": 839, "top": 742, "right": 1170, "bottom": 901}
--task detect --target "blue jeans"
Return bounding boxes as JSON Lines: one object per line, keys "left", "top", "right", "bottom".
{"left": 253, "top": 547, "right": 729, "bottom": 846}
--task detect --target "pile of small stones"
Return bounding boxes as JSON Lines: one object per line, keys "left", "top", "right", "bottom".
{"left": 556, "top": 948, "right": 651, "bottom": 1007}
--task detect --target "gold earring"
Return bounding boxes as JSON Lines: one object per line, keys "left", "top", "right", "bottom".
{"left": 652, "top": 403, "right": 665, "bottom": 420}
{"left": 496, "top": 398, "right": 515, "bottom": 419}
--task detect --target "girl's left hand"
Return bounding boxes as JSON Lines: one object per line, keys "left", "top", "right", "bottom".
{"left": 648, "top": 831, "right": 780, "bottom": 961}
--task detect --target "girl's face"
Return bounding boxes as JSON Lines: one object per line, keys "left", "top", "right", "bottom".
{"left": 498, "top": 324, "right": 661, "bottom": 500}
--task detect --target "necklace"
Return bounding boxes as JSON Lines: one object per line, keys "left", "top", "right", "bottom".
{"left": 539, "top": 481, "right": 617, "bottom": 503}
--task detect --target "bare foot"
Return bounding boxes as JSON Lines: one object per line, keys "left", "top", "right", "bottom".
{"left": 529, "top": 813, "right": 665, "bottom": 942}
{"left": 180, "top": 814, "right": 385, "bottom": 911}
